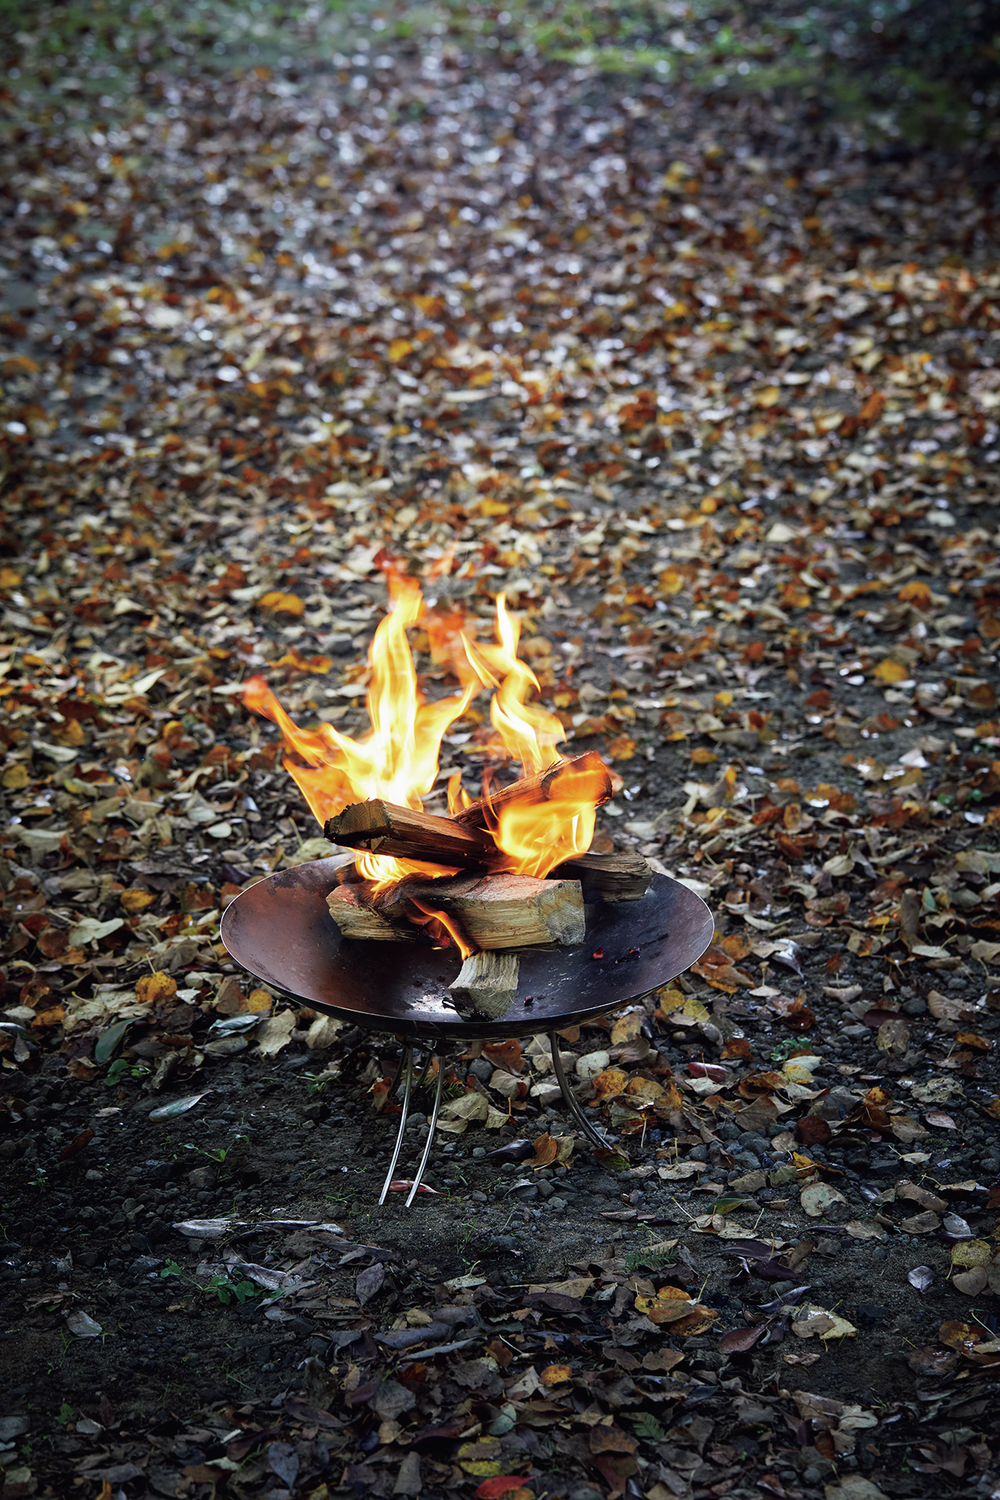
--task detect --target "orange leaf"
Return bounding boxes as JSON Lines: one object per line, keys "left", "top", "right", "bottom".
{"left": 690, "top": 747, "right": 719, "bottom": 764}
{"left": 483, "top": 1038, "right": 523, "bottom": 1074}
{"left": 956, "top": 1032, "right": 993, "bottom": 1051}
{"left": 898, "top": 580, "right": 932, "bottom": 609}
{"left": 530, "top": 1133, "right": 559, "bottom": 1168}
{"left": 475, "top": 1479, "right": 532, "bottom": 1500}
{"left": 31, "top": 1006, "right": 65, "bottom": 1029}
{"left": 258, "top": 591, "right": 305, "bottom": 618}
{"left": 590, "top": 1068, "right": 629, "bottom": 1098}
{"left": 2, "top": 355, "right": 39, "bottom": 375}
{"left": 540, "top": 1364, "right": 572, "bottom": 1386}
{"left": 859, "top": 391, "right": 886, "bottom": 425}
{"left": 722, "top": 1037, "right": 753, "bottom": 1061}
{"left": 136, "top": 972, "right": 177, "bottom": 1005}
{"left": 604, "top": 734, "right": 636, "bottom": 760}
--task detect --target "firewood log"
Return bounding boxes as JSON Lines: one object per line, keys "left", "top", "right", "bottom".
{"left": 449, "top": 950, "right": 519, "bottom": 1019}
{"left": 451, "top": 751, "right": 613, "bottom": 829}
{"left": 326, "top": 883, "right": 411, "bottom": 940}
{"left": 325, "top": 800, "right": 502, "bottom": 871}
{"left": 381, "top": 871, "right": 586, "bottom": 950}
{"left": 552, "top": 850, "right": 653, "bottom": 901}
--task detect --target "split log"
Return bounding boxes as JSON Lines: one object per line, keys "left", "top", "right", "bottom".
{"left": 325, "top": 799, "right": 503, "bottom": 871}
{"left": 383, "top": 871, "right": 586, "bottom": 950}
{"left": 552, "top": 851, "right": 653, "bottom": 902}
{"left": 325, "top": 796, "right": 653, "bottom": 904}
{"left": 326, "top": 884, "right": 411, "bottom": 941}
{"left": 449, "top": 950, "right": 519, "bottom": 1020}
{"left": 452, "top": 751, "right": 613, "bottom": 829}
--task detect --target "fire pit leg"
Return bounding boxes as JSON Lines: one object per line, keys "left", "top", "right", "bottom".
{"left": 406, "top": 1044, "right": 446, "bottom": 1208}
{"left": 549, "top": 1029, "right": 613, "bottom": 1152}
{"left": 378, "top": 1044, "right": 416, "bottom": 1206}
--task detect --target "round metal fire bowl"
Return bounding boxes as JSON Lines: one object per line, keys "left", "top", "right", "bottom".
{"left": 220, "top": 855, "right": 713, "bottom": 1041}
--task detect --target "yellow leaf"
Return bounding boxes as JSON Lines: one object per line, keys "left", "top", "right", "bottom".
{"left": 2, "top": 763, "right": 29, "bottom": 790}
{"left": 658, "top": 568, "right": 684, "bottom": 596}
{"left": 247, "top": 988, "right": 273, "bottom": 1013}
{"left": 634, "top": 1288, "right": 716, "bottom": 1330}
{"left": 136, "top": 972, "right": 177, "bottom": 1005}
{"left": 51, "top": 718, "right": 86, "bottom": 748}
{"left": 610, "top": 1012, "right": 642, "bottom": 1045}
{"left": 258, "top": 591, "right": 305, "bottom": 617}
{"left": 540, "top": 1364, "right": 572, "bottom": 1386}
{"left": 478, "top": 498, "right": 510, "bottom": 517}
{"left": 413, "top": 294, "right": 444, "bottom": 317}
{"left": 951, "top": 1240, "right": 993, "bottom": 1270}
{"left": 120, "top": 889, "right": 158, "bottom": 914}
{"left": 874, "top": 659, "right": 908, "bottom": 684}
{"left": 755, "top": 386, "right": 781, "bottom": 408}
{"left": 387, "top": 338, "right": 414, "bottom": 363}
{"left": 0, "top": 568, "right": 23, "bottom": 588}
{"left": 626, "top": 1076, "right": 665, "bottom": 1101}
{"left": 572, "top": 225, "right": 591, "bottom": 243}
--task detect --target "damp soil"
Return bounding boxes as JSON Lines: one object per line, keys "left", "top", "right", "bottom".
{"left": 2, "top": 964, "right": 997, "bottom": 1499}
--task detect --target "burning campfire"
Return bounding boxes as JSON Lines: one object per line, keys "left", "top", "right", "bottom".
{"left": 243, "top": 569, "right": 651, "bottom": 1019}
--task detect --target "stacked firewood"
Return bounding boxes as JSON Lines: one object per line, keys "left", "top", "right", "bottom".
{"left": 322, "top": 752, "right": 652, "bottom": 1018}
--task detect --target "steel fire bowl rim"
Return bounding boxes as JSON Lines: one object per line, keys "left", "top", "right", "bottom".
{"left": 220, "top": 855, "right": 714, "bottom": 1040}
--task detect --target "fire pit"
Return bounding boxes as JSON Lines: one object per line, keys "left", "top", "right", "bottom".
{"left": 228, "top": 568, "right": 713, "bottom": 1202}
{"left": 221, "top": 853, "right": 712, "bottom": 1203}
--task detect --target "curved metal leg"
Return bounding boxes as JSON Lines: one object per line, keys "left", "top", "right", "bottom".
{"left": 378, "top": 1044, "right": 415, "bottom": 1206}
{"left": 406, "top": 1047, "right": 446, "bottom": 1207}
{"left": 549, "top": 1029, "right": 613, "bottom": 1152}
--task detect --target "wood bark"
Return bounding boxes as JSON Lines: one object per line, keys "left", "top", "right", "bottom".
{"left": 551, "top": 850, "right": 652, "bottom": 901}
{"left": 451, "top": 751, "right": 613, "bottom": 829}
{"left": 325, "top": 799, "right": 502, "bottom": 870}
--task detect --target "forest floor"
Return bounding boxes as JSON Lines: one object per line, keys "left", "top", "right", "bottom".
{"left": 1, "top": 5, "right": 1000, "bottom": 1500}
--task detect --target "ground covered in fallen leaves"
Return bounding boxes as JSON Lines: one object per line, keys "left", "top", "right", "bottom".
{"left": 2, "top": 5, "right": 1000, "bottom": 1499}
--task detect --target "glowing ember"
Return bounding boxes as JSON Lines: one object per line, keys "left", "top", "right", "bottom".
{"left": 243, "top": 568, "right": 608, "bottom": 937}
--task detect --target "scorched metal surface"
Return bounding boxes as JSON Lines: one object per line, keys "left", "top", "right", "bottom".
{"left": 220, "top": 854, "right": 714, "bottom": 1041}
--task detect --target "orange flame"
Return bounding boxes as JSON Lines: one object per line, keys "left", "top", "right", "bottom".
{"left": 243, "top": 571, "right": 475, "bottom": 893}
{"left": 462, "top": 594, "right": 564, "bottom": 776}
{"left": 492, "top": 758, "right": 602, "bottom": 879}
{"left": 243, "top": 571, "right": 608, "bottom": 937}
